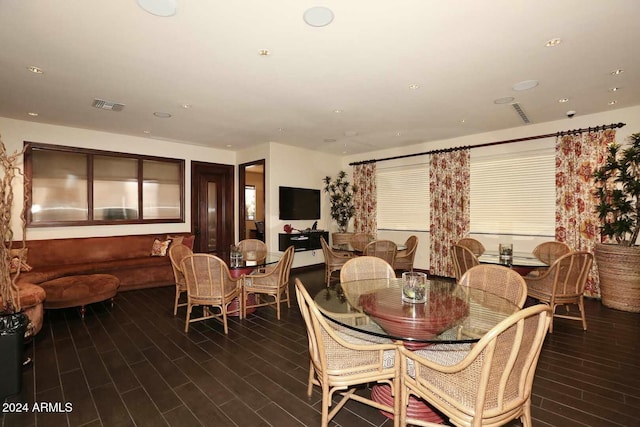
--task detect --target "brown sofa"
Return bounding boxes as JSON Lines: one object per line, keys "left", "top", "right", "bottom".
{"left": 10, "top": 233, "right": 193, "bottom": 333}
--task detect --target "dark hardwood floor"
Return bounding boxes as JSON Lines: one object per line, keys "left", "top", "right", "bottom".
{"left": 2, "top": 267, "right": 639, "bottom": 427}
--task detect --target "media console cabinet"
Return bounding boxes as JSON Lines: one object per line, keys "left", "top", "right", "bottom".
{"left": 278, "top": 231, "right": 329, "bottom": 252}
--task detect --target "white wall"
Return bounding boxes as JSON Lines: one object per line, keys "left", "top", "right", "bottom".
{"left": 267, "top": 143, "right": 342, "bottom": 268}
{"left": 342, "top": 105, "right": 640, "bottom": 271}
{"left": 0, "top": 117, "right": 235, "bottom": 241}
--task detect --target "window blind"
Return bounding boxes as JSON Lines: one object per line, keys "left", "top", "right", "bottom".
{"left": 377, "top": 163, "right": 430, "bottom": 231}
{"left": 470, "top": 148, "right": 555, "bottom": 236}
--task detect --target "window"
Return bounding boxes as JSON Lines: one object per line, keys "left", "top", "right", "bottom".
{"left": 470, "top": 143, "right": 555, "bottom": 236}
{"left": 245, "top": 185, "right": 256, "bottom": 220}
{"left": 26, "top": 143, "right": 184, "bottom": 226}
{"left": 376, "top": 163, "right": 430, "bottom": 231}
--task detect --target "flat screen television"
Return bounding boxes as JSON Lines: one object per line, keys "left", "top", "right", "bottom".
{"left": 279, "top": 186, "right": 321, "bottom": 220}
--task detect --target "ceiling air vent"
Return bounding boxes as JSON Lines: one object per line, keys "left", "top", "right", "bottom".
{"left": 92, "top": 98, "right": 125, "bottom": 112}
{"left": 511, "top": 103, "right": 530, "bottom": 124}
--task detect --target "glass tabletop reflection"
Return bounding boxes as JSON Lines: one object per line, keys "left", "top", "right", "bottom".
{"left": 315, "top": 277, "right": 519, "bottom": 345}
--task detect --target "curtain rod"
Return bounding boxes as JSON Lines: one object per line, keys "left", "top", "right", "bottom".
{"left": 349, "top": 122, "right": 626, "bottom": 166}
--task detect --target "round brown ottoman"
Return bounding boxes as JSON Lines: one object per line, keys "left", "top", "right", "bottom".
{"left": 40, "top": 274, "right": 120, "bottom": 318}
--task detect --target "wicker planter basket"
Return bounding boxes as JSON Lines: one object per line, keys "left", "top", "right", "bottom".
{"left": 594, "top": 243, "right": 640, "bottom": 313}
{"left": 331, "top": 232, "right": 354, "bottom": 245}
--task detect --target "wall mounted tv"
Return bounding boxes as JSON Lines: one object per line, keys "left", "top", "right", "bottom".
{"left": 279, "top": 186, "right": 321, "bottom": 220}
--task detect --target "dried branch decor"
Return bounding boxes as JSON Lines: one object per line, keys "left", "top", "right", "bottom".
{"left": 0, "top": 136, "right": 27, "bottom": 313}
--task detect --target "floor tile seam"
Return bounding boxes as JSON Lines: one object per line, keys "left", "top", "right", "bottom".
{"left": 533, "top": 374, "right": 627, "bottom": 401}
{"left": 120, "top": 385, "right": 175, "bottom": 427}
{"left": 533, "top": 385, "right": 640, "bottom": 419}
{"left": 537, "top": 367, "right": 640, "bottom": 396}
{"left": 537, "top": 397, "right": 625, "bottom": 426}
{"left": 171, "top": 381, "right": 236, "bottom": 426}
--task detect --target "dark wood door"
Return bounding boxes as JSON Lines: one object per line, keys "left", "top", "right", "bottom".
{"left": 191, "top": 161, "right": 234, "bottom": 254}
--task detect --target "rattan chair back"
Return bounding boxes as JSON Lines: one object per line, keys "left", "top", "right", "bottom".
{"left": 363, "top": 239, "right": 398, "bottom": 266}
{"left": 452, "top": 244, "right": 480, "bottom": 281}
{"left": 399, "top": 304, "right": 551, "bottom": 427}
{"left": 457, "top": 237, "right": 486, "bottom": 256}
{"left": 243, "top": 245, "right": 295, "bottom": 319}
{"left": 533, "top": 241, "right": 572, "bottom": 265}
{"left": 180, "top": 254, "right": 242, "bottom": 333}
{"left": 294, "top": 279, "right": 400, "bottom": 427}
{"left": 320, "top": 236, "right": 353, "bottom": 287}
{"left": 237, "top": 239, "right": 268, "bottom": 261}
{"left": 460, "top": 264, "right": 528, "bottom": 308}
{"left": 393, "top": 235, "right": 418, "bottom": 271}
{"left": 168, "top": 243, "right": 193, "bottom": 315}
{"left": 524, "top": 251, "right": 593, "bottom": 333}
{"left": 340, "top": 256, "right": 396, "bottom": 282}
{"left": 350, "top": 232, "right": 374, "bottom": 252}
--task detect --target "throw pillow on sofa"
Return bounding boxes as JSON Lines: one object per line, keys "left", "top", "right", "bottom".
{"left": 8, "top": 248, "right": 33, "bottom": 273}
{"left": 150, "top": 238, "right": 172, "bottom": 256}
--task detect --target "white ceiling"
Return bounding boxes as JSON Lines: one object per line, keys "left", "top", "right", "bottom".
{"left": 1, "top": 1, "right": 639, "bottom": 155}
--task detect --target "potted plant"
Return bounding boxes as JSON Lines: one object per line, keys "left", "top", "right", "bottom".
{"left": 593, "top": 132, "right": 640, "bottom": 312}
{"left": 323, "top": 171, "right": 357, "bottom": 243}
{"left": 0, "top": 136, "right": 30, "bottom": 399}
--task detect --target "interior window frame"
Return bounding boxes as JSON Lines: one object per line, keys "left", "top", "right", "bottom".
{"left": 24, "top": 142, "right": 185, "bottom": 227}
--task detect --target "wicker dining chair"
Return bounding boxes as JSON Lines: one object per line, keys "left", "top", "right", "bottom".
{"left": 168, "top": 243, "right": 193, "bottom": 315}
{"left": 524, "top": 251, "right": 593, "bottom": 333}
{"left": 320, "top": 236, "right": 354, "bottom": 287}
{"left": 242, "top": 245, "right": 295, "bottom": 319}
{"left": 460, "top": 264, "right": 528, "bottom": 308}
{"left": 393, "top": 235, "right": 418, "bottom": 272}
{"left": 528, "top": 241, "right": 572, "bottom": 277}
{"left": 457, "top": 264, "right": 528, "bottom": 340}
{"left": 340, "top": 256, "right": 396, "bottom": 282}
{"left": 181, "top": 254, "right": 242, "bottom": 333}
{"left": 363, "top": 239, "right": 398, "bottom": 267}
{"left": 399, "top": 304, "right": 551, "bottom": 427}
{"left": 350, "top": 232, "right": 374, "bottom": 252}
{"left": 452, "top": 244, "right": 480, "bottom": 281}
{"left": 456, "top": 237, "right": 486, "bottom": 256}
{"left": 237, "top": 238, "right": 268, "bottom": 261}
{"left": 294, "top": 279, "right": 400, "bottom": 427}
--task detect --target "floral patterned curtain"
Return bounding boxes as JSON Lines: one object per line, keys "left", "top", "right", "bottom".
{"left": 353, "top": 163, "right": 377, "bottom": 234}
{"left": 429, "top": 149, "right": 470, "bottom": 277}
{"left": 555, "top": 129, "right": 616, "bottom": 297}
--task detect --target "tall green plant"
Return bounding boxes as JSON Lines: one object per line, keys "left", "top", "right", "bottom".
{"left": 323, "top": 171, "right": 357, "bottom": 233}
{"left": 593, "top": 132, "right": 640, "bottom": 246}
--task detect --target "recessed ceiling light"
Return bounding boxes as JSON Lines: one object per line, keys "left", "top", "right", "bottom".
{"left": 303, "top": 6, "right": 334, "bottom": 27}
{"left": 545, "top": 38, "right": 562, "bottom": 47}
{"left": 408, "top": 83, "right": 420, "bottom": 90}
{"left": 26, "top": 66, "right": 43, "bottom": 74}
{"left": 494, "top": 96, "right": 515, "bottom": 104}
{"left": 277, "top": 127, "right": 284, "bottom": 132}
{"left": 333, "top": 109, "right": 342, "bottom": 114}
{"left": 225, "top": 144, "right": 233, "bottom": 148}
{"left": 258, "top": 49, "right": 271, "bottom": 56}
{"left": 608, "top": 100, "right": 618, "bottom": 105}
{"left": 181, "top": 103, "right": 191, "bottom": 109}
{"left": 558, "top": 98, "right": 569, "bottom": 103}
{"left": 136, "top": 0, "right": 177, "bottom": 17}
{"left": 610, "top": 69, "right": 624, "bottom": 75}
{"left": 143, "top": 130, "right": 151, "bottom": 134}
{"left": 608, "top": 87, "right": 620, "bottom": 92}
{"left": 461, "top": 119, "right": 466, "bottom": 124}
{"left": 512, "top": 80, "right": 539, "bottom": 91}
{"left": 153, "top": 112, "right": 172, "bottom": 118}
{"left": 395, "top": 132, "right": 401, "bottom": 137}
{"left": 27, "top": 112, "right": 39, "bottom": 117}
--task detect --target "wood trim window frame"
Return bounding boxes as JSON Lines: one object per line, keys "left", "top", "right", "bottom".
{"left": 24, "top": 142, "right": 185, "bottom": 227}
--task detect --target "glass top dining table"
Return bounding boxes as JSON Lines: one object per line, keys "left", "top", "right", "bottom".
{"left": 331, "top": 242, "right": 407, "bottom": 252}
{"left": 478, "top": 252, "right": 548, "bottom": 268}
{"left": 314, "top": 277, "right": 519, "bottom": 346}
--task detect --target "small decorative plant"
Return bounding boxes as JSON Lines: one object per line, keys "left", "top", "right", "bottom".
{"left": 323, "top": 171, "right": 357, "bottom": 233}
{"left": 593, "top": 132, "right": 640, "bottom": 246}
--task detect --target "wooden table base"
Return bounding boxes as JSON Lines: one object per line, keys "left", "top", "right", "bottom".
{"left": 371, "top": 384, "right": 444, "bottom": 424}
